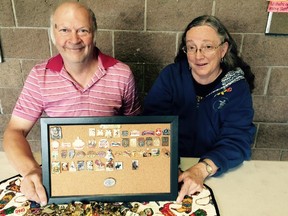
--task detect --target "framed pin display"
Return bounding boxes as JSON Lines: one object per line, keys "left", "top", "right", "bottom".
{"left": 41, "top": 116, "right": 178, "bottom": 204}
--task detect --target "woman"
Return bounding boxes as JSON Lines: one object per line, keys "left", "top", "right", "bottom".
{"left": 143, "top": 15, "right": 256, "bottom": 202}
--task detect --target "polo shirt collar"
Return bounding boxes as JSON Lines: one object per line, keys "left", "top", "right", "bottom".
{"left": 46, "top": 47, "right": 118, "bottom": 72}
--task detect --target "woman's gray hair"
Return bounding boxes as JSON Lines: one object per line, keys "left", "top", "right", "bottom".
{"left": 175, "top": 15, "right": 255, "bottom": 92}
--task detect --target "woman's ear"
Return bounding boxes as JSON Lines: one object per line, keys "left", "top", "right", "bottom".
{"left": 221, "top": 41, "right": 229, "bottom": 58}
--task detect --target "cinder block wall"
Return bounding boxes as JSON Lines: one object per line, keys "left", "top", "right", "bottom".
{"left": 0, "top": 0, "right": 287, "bottom": 160}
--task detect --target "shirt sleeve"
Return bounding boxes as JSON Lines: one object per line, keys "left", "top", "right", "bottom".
{"left": 12, "top": 67, "right": 44, "bottom": 122}
{"left": 143, "top": 66, "right": 176, "bottom": 116}
{"left": 201, "top": 80, "right": 256, "bottom": 176}
{"left": 122, "top": 71, "right": 142, "bottom": 116}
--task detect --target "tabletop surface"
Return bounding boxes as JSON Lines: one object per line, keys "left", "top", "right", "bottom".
{"left": 0, "top": 151, "right": 41, "bottom": 181}
{"left": 1, "top": 152, "right": 288, "bottom": 215}
{"left": 180, "top": 158, "right": 288, "bottom": 216}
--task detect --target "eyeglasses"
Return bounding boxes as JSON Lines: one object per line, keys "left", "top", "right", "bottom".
{"left": 182, "top": 42, "right": 225, "bottom": 55}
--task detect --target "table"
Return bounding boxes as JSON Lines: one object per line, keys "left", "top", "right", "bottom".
{"left": 1, "top": 152, "right": 288, "bottom": 215}
{"left": 181, "top": 158, "right": 288, "bottom": 216}
{"left": 0, "top": 151, "right": 41, "bottom": 181}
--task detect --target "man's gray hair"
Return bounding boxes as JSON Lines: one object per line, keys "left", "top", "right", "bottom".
{"left": 49, "top": 3, "right": 97, "bottom": 45}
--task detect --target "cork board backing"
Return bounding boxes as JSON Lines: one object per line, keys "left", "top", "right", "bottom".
{"left": 41, "top": 116, "right": 178, "bottom": 204}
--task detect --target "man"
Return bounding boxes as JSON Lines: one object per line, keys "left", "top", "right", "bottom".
{"left": 3, "top": 1, "right": 141, "bottom": 206}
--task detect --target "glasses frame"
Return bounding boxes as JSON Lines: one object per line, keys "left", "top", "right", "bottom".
{"left": 182, "top": 41, "right": 225, "bottom": 55}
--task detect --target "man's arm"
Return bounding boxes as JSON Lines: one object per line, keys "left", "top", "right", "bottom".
{"left": 3, "top": 115, "right": 38, "bottom": 175}
{"left": 3, "top": 115, "right": 47, "bottom": 205}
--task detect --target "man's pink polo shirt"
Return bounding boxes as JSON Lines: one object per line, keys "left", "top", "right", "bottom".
{"left": 13, "top": 49, "right": 141, "bottom": 122}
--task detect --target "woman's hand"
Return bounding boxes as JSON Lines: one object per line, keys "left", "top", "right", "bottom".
{"left": 176, "top": 164, "right": 207, "bottom": 203}
{"left": 20, "top": 167, "right": 47, "bottom": 206}
{"left": 176, "top": 159, "right": 218, "bottom": 203}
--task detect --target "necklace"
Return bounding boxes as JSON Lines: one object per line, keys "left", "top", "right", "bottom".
{"left": 195, "top": 195, "right": 213, "bottom": 206}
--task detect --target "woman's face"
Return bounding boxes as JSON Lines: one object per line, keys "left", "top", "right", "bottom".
{"left": 185, "top": 25, "right": 228, "bottom": 84}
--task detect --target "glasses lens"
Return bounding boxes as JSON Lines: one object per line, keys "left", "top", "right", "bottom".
{"left": 202, "top": 46, "right": 214, "bottom": 55}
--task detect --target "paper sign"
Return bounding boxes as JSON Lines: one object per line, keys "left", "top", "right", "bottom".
{"left": 268, "top": 1, "right": 288, "bottom": 12}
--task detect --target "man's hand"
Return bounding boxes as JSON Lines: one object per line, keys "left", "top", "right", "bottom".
{"left": 20, "top": 167, "right": 47, "bottom": 206}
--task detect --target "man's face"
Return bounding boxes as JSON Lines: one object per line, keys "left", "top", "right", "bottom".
{"left": 52, "top": 4, "right": 95, "bottom": 65}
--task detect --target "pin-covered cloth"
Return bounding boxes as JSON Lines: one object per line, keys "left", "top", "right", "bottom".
{"left": 0, "top": 175, "right": 220, "bottom": 216}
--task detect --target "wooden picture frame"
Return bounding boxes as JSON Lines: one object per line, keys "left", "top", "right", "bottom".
{"left": 41, "top": 116, "right": 178, "bottom": 204}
